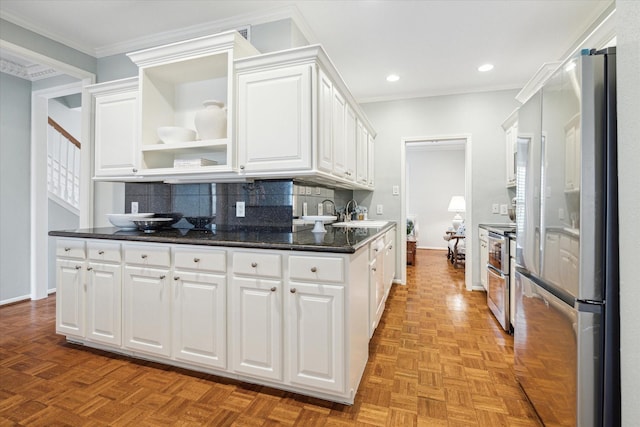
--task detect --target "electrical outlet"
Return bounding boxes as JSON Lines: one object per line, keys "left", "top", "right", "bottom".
{"left": 376, "top": 204, "right": 383, "bottom": 215}
{"left": 392, "top": 185, "right": 399, "bottom": 195}
{"left": 236, "top": 201, "right": 245, "bottom": 217}
{"left": 500, "top": 204, "right": 508, "bottom": 215}
{"left": 131, "top": 201, "right": 138, "bottom": 214}
{"left": 492, "top": 203, "right": 499, "bottom": 214}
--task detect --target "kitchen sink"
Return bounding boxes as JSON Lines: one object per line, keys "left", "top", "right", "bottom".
{"left": 331, "top": 220, "right": 389, "bottom": 228}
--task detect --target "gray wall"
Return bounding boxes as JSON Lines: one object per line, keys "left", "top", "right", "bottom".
{"left": 360, "top": 90, "right": 520, "bottom": 287}
{"left": 618, "top": 0, "right": 640, "bottom": 422}
{"left": 0, "top": 72, "right": 32, "bottom": 303}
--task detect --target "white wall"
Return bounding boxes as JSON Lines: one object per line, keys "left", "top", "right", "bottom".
{"left": 406, "top": 145, "right": 465, "bottom": 249}
{"left": 360, "top": 90, "right": 520, "bottom": 288}
{"left": 617, "top": 0, "right": 640, "bottom": 423}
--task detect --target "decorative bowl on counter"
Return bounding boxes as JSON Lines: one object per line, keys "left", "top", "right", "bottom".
{"left": 153, "top": 212, "right": 183, "bottom": 227}
{"left": 107, "top": 213, "right": 154, "bottom": 230}
{"left": 133, "top": 218, "right": 175, "bottom": 233}
{"left": 157, "top": 126, "right": 196, "bottom": 144}
{"left": 185, "top": 216, "right": 214, "bottom": 230}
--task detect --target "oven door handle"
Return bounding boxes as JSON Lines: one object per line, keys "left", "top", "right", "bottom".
{"left": 487, "top": 264, "right": 506, "bottom": 278}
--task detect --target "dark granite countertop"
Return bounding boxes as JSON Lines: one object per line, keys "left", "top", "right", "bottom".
{"left": 49, "top": 222, "right": 396, "bottom": 254}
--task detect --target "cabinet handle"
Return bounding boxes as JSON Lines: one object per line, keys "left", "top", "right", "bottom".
{"left": 98, "top": 250, "right": 104, "bottom": 255}
{"left": 64, "top": 247, "right": 71, "bottom": 252}
{"left": 270, "top": 286, "right": 277, "bottom": 292}
{"left": 159, "top": 275, "right": 166, "bottom": 280}
{"left": 141, "top": 254, "right": 147, "bottom": 259}
{"left": 310, "top": 267, "right": 317, "bottom": 273}
{"left": 75, "top": 265, "right": 82, "bottom": 270}
{"left": 193, "top": 257, "right": 200, "bottom": 263}
{"left": 251, "top": 262, "right": 257, "bottom": 268}
{"left": 87, "top": 267, "right": 93, "bottom": 271}
{"left": 174, "top": 276, "right": 180, "bottom": 281}
{"left": 290, "top": 288, "right": 297, "bottom": 293}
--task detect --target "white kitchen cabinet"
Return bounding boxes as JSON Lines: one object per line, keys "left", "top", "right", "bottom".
{"left": 55, "top": 239, "right": 86, "bottom": 338}
{"left": 502, "top": 111, "right": 518, "bottom": 188}
{"left": 383, "top": 229, "right": 396, "bottom": 297}
{"left": 356, "top": 121, "right": 369, "bottom": 185}
{"left": 125, "top": 31, "right": 259, "bottom": 177}
{"left": 543, "top": 231, "right": 561, "bottom": 286}
{"left": 230, "top": 251, "right": 283, "bottom": 381}
{"left": 236, "top": 64, "right": 313, "bottom": 172}
{"left": 479, "top": 227, "right": 489, "bottom": 290}
{"left": 287, "top": 255, "right": 345, "bottom": 393}
{"left": 367, "top": 134, "right": 375, "bottom": 188}
{"left": 86, "top": 241, "right": 122, "bottom": 346}
{"left": 88, "top": 78, "right": 139, "bottom": 178}
{"left": 123, "top": 244, "right": 171, "bottom": 357}
{"left": 559, "top": 233, "right": 579, "bottom": 297}
{"left": 172, "top": 246, "right": 227, "bottom": 369}
{"left": 235, "top": 45, "right": 376, "bottom": 190}
{"left": 369, "top": 236, "right": 385, "bottom": 337}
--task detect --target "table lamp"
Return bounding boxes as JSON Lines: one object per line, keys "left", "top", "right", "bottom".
{"left": 448, "top": 196, "right": 466, "bottom": 230}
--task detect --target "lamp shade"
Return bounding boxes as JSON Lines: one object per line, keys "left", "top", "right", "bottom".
{"left": 447, "top": 196, "right": 466, "bottom": 213}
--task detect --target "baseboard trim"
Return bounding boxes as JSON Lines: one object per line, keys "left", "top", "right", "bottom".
{"left": 0, "top": 294, "right": 31, "bottom": 306}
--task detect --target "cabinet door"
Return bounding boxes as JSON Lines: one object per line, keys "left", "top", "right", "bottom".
{"left": 56, "top": 259, "right": 86, "bottom": 337}
{"left": 86, "top": 262, "right": 122, "bottom": 346}
{"left": 369, "top": 257, "right": 384, "bottom": 337}
{"left": 383, "top": 239, "right": 395, "bottom": 296}
{"left": 356, "top": 121, "right": 369, "bottom": 185}
{"left": 92, "top": 81, "right": 139, "bottom": 177}
{"left": 331, "top": 87, "right": 348, "bottom": 177}
{"left": 317, "top": 69, "right": 334, "bottom": 173}
{"left": 367, "top": 133, "right": 375, "bottom": 188}
{"left": 230, "top": 276, "right": 282, "bottom": 381}
{"left": 344, "top": 106, "right": 357, "bottom": 181}
{"left": 479, "top": 235, "right": 489, "bottom": 290}
{"left": 287, "top": 282, "right": 345, "bottom": 393}
{"left": 237, "top": 65, "right": 312, "bottom": 172}
{"left": 123, "top": 266, "right": 171, "bottom": 357}
{"left": 173, "top": 271, "right": 226, "bottom": 369}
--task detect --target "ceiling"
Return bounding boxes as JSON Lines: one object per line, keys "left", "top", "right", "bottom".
{"left": 0, "top": 0, "right": 615, "bottom": 103}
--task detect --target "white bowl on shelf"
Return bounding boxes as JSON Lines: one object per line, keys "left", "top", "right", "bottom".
{"left": 157, "top": 126, "right": 196, "bottom": 144}
{"left": 107, "top": 213, "right": 154, "bottom": 230}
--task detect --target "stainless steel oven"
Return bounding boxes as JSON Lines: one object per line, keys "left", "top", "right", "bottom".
{"left": 487, "top": 231, "right": 510, "bottom": 331}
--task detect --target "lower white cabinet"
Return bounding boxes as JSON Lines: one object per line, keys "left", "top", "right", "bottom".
{"left": 56, "top": 258, "right": 86, "bottom": 338}
{"left": 172, "top": 271, "right": 227, "bottom": 369}
{"left": 479, "top": 227, "right": 489, "bottom": 290}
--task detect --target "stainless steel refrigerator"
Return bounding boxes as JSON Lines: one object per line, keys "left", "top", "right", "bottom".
{"left": 514, "top": 47, "right": 619, "bottom": 427}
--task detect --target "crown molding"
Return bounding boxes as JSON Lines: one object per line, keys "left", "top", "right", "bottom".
{"left": 0, "top": 57, "right": 61, "bottom": 81}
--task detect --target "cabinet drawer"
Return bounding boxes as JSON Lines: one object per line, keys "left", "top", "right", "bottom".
{"left": 233, "top": 251, "right": 281, "bottom": 278}
{"left": 289, "top": 256, "right": 344, "bottom": 283}
{"left": 87, "top": 241, "right": 121, "bottom": 263}
{"left": 370, "top": 237, "right": 384, "bottom": 259}
{"left": 124, "top": 244, "right": 170, "bottom": 267}
{"left": 174, "top": 247, "right": 226, "bottom": 273}
{"left": 56, "top": 239, "right": 85, "bottom": 259}
{"left": 479, "top": 228, "right": 488, "bottom": 241}
{"left": 384, "top": 229, "right": 395, "bottom": 245}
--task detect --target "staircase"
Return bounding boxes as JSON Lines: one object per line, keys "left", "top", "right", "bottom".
{"left": 47, "top": 117, "right": 80, "bottom": 214}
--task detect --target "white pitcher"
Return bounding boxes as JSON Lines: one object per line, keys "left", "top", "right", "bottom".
{"left": 194, "top": 100, "right": 227, "bottom": 140}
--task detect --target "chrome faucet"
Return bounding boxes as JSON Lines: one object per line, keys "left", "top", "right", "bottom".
{"left": 345, "top": 199, "right": 358, "bottom": 221}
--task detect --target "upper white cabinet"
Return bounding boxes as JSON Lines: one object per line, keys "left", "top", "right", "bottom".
{"left": 235, "top": 45, "right": 376, "bottom": 190}
{"left": 502, "top": 110, "right": 518, "bottom": 188}
{"left": 121, "top": 31, "right": 258, "bottom": 179}
{"left": 236, "top": 64, "right": 313, "bottom": 172}
{"left": 88, "top": 78, "right": 139, "bottom": 178}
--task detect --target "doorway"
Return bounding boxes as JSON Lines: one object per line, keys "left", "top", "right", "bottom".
{"left": 400, "top": 135, "right": 472, "bottom": 290}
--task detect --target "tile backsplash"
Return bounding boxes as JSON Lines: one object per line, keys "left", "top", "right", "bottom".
{"left": 125, "top": 180, "right": 353, "bottom": 231}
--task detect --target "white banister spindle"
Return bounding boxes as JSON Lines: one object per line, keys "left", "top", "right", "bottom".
{"left": 47, "top": 120, "right": 80, "bottom": 212}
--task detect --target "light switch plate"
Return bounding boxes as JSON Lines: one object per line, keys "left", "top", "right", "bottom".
{"left": 236, "top": 201, "right": 245, "bottom": 217}
{"left": 500, "top": 204, "right": 508, "bottom": 215}
{"left": 392, "top": 185, "right": 399, "bottom": 195}
{"left": 492, "top": 203, "right": 499, "bottom": 214}
{"left": 376, "top": 204, "right": 383, "bottom": 215}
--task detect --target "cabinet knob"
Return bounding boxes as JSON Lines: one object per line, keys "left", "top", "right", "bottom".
{"left": 98, "top": 250, "right": 104, "bottom": 255}
{"left": 310, "top": 267, "right": 317, "bottom": 273}
{"left": 372, "top": 267, "right": 377, "bottom": 272}
{"left": 270, "top": 286, "right": 277, "bottom": 292}
{"left": 64, "top": 247, "right": 71, "bottom": 252}
{"left": 159, "top": 275, "right": 166, "bottom": 280}
{"left": 132, "top": 168, "right": 138, "bottom": 173}
{"left": 75, "top": 265, "right": 82, "bottom": 270}
{"left": 141, "top": 254, "right": 147, "bottom": 259}
{"left": 240, "top": 165, "right": 245, "bottom": 170}
{"left": 174, "top": 276, "right": 180, "bottom": 281}
{"left": 389, "top": 245, "right": 393, "bottom": 250}
{"left": 193, "top": 257, "right": 200, "bottom": 263}
{"left": 290, "top": 288, "right": 297, "bottom": 293}
{"left": 87, "top": 267, "right": 93, "bottom": 271}
{"left": 251, "top": 262, "right": 257, "bottom": 268}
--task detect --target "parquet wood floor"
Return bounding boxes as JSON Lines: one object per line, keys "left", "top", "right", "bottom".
{"left": 0, "top": 249, "right": 541, "bottom": 426}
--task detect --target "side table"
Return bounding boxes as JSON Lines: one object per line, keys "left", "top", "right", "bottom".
{"left": 407, "top": 238, "right": 417, "bottom": 265}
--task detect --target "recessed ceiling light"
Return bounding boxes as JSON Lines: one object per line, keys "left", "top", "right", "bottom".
{"left": 478, "top": 64, "right": 494, "bottom": 72}
{"left": 386, "top": 74, "right": 400, "bottom": 82}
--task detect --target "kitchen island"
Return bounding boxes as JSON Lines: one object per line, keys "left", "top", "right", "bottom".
{"left": 49, "top": 222, "right": 396, "bottom": 404}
